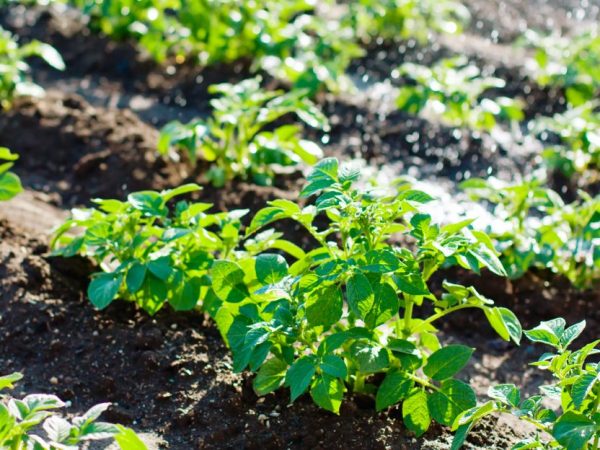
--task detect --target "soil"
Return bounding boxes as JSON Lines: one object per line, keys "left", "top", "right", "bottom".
{"left": 0, "top": 1, "right": 599, "bottom": 449}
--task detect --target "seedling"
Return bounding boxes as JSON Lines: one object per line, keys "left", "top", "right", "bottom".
{"left": 68, "top": 0, "right": 360, "bottom": 93}
{"left": 523, "top": 28, "right": 600, "bottom": 106}
{"left": 206, "top": 158, "right": 522, "bottom": 435}
{"left": 0, "top": 372, "right": 147, "bottom": 449}
{"left": 462, "top": 177, "right": 600, "bottom": 289}
{"left": 0, "top": 26, "right": 64, "bottom": 109}
{"left": 347, "top": 0, "right": 470, "bottom": 43}
{"left": 453, "top": 319, "right": 600, "bottom": 450}
{"left": 0, "top": 147, "right": 23, "bottom": 201}
{"left": 52, "top": 184, "right": 248, "bottom": 314}
{"left": 534, "top": 101, "right": 600, "bottom": 179}
{"left": 159, "top": 77, "right": 329, "bottom": 187}
{"left": 396, "top": 56, "right": 523, "bottom": 131}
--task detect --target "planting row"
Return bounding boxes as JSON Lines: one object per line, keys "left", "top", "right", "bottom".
{"left": 3, "top": 150, "right": 600, "bottom": 448}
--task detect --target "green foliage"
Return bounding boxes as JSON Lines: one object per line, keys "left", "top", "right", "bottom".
{"left": 453, "top": 319, "right": 600, "bottom": 450}
{"left": 52, "top": 184, "right": 248, "bottom": 314}
{"left": 158, "top": 77, "right": 329, "bottom": 187}
{"left": 396, "top": 56, "right": 524, "bottom": 131}
{"left": 534, "top": 101, "right": 600, "bottom": 179}
{"left": 0, "top": 372, "right": 147, "bottom": 449}
{"left": 0, "top": 26, "right": 64, "bottom": 109}
{"left": 0, "top": 148, "right": 22, "bottom": 201}
{"left": 462, "top": 177, "right": 600, "bottom": 288}
{"left": 346, "top": 0, "right": 470, "bottom": 43}
{"left": 67, "top": 0, "right": 362, "bottom": 94}
{"left": 523, "top": 28, "right": 600, "bottom": 106}
{"left": 207, "top": 158, "right": 522, "bottom": 431}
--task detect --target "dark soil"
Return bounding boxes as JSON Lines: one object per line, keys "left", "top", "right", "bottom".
{"left": 1, "top": 0, "right": 599, "bottom": 449}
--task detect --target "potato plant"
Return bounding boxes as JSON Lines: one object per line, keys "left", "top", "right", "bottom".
{"left": 346, "top": 0, "right": 470, "bottom": 43}
{"left": 453, "top": 319, "right": 600, "bottom": 450}
{"left": 0, "top": 26, "right": 64, "bottom": 109}
{"left": 205, "top": 158, "right": 522, "bottom": 434}
{"left": 534, "top": 102, "right": 600, "bottom": 179}
{"left": 0, "top": 372, "right": 147, "bottom": 449}
{"left": 67, "top": 0, "right": 361, "bottom": 94}
{"left": 462, "top": 177, "right": 600, "bottom": 289}
{"left": 159, "top": 77, "right": 329, "bottom": 187}
{"left": 52, "top": 184, "right": 249, "bottom": 314}
{"left": 523, "top": 29, "right": 600, "bottom": 106}
{"left": 396, "top": 57, "right": 524, "bottom": 131}
{"left": 0, "top": 148, "right": 22, "bottom": 201}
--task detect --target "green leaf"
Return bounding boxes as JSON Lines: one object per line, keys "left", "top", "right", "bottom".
{"left": 319, "top": 355, "right": 347, "bottom": 379}
{"left": 36, "top": 43, "right": 66, "bottom": 70}
{"left": 364, "top": 281, "right": 399, "bottom": 329}
{"left": 560, "top": 321, "right": 586, "bottom": 349}
{"left": 571, "top": 373, "right": 598, "bottom": 409}
{"left": 552, "top": 412, "right": 597, "bottom": 450}
{"left": 211, "top": 260, "right": 249, "bottom": 303}
{"left": 127, "top": 191, "right": 166, "bottom": 216}
{"left": 424, "top": 345, "right": 473, "bottom": 381}
{"left": 428, "top": 380, "right": 476, "bottom": 426}
{"left": 376, "top": 369, "right": 414, "bottom": 411}
{"left": 126, "top": 263, "right": 147, "bottom": 294}
{"left": 485, "top": 307, "right": 522, "bottom": 344}
{"left": 161, "top": 183, "right": 201, "bottom": 203}
{"left": 403, "top": 390, "right": 431, "bottom": 437}
{"left": 305, "top": 285, "right": 343, "bottom": 329}
{"left": 310, "top": 374, "right": 344, "bottom": 414}
{"left": 525, "top": 318, "right": 566, "bottom": 347}
{"left": 350, "top": 341, "right": 389, "bottom": 373}
{"left": 286, "top": 356, "right": 317, "bottom": 402}
{"left": 488, "top": 384, "right": 520, "bottom": 407}
{"left": 346, "top": 273, "right": 374, "bottom": 321}
{"left": 0, "top": 172, "right": 22, "bottom": 201}
{"left": 254, "top": 358, "right": 288, "bottom": 396}
{"left": 114, "top": 425, "right": 149, "bottom": 450}
{"left": 300, "top": 158, "right": 339, "bottom": 197}
{"left": 88, "top": 273, "right": 123, "bottom": 309}
{"left": 147, "top": 257, "right": 172, "bottom": 281}
{"left": 255, "top": 253, "right": 288, "bottom": 284}
{"left": 0, "top": 373, "right": 22, "bottom": 390}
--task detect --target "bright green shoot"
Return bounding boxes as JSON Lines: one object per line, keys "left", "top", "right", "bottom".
{"left": 0, "top": 147, "right": 23, "bottom": 201}
{"left": 206, "top": 158, "right": 522, "bottom": 435}
{"left": 396, "top": 56, "right": 524, "bottom": 131}
{"left": 158, "top": 77, "right": 329, "bottom": 187}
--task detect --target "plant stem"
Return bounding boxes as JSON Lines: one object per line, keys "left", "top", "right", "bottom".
{"left": 412, "top": 304, "right": 482, "bottom": 334}
{"left": 404, "top": 371, "right": 440, "bottom": 392}
{"left": 401, "top": 296, "right": 414, "bottom": 339}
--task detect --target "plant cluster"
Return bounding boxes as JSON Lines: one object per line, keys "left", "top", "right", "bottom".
{"left": 395, "top": 57, "right": 524, "bottom": 131}
{"left": 52, "top": 183, "right": 249, "bottom": 314}
{"left": 0, "top": 372, "right": 147, "bottom": 449}
{"left": 347, "top": 0, "right": 470, "bottom": 43}
{"left": 54, "top": 159, "right": 522, "bottom": 434}
{"left": 461, "top": 177, "right": 600, "bottom": 289}
{"left": 0, "top": 147, "right": 22, "bottom": 201}
{"left": 62, "top": 0, "right": 473, "bottom": 94}
{"left": 454, "top": 318, "right": 600, "bottom": 450}
{"left": 523, "top": 28, "right": 600, "bottom": 107}
{"left": 0, "top": 26, "right": 64, "bottom": 109}
{"left": 203, "top": 159, "right": 522, "bottom": 432}
{"left": 158, "top": 77, "right": 329, "bottom": 187}
{"left": 66, "top": 0, "right": 363, "bottom": 94}
{"left": 534, "top": 102, "right": 600, "bottom": 180}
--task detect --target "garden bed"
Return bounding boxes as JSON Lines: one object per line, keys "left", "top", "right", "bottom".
{"left": 1, "top": 1, "right": 599, "bottom": 449}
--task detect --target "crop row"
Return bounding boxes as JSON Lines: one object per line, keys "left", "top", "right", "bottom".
{"left": 0, "top": 1, "right": 599, "bottom": 448}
